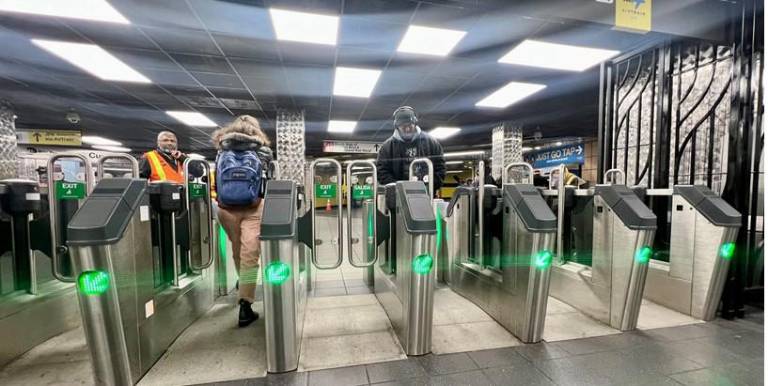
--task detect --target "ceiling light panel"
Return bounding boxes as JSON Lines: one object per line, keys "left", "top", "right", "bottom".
{"left": 166, "top": 111, "right": 217, "bottom": 127}
{"left": 32, "top": 40, "right": 150, "bottom": 83}
{"left": 82, "top": 135, "right": 122, "bottom": 146}
{"left": 499, "top": 40, "right": 619, "bottom": 72}
{"left": 328, "top": 120, "right": 356, "bottom": 133}
{"left": 0, "top": 0, "right": 130, "bottom": 24}
{"left": 397, "top": 25, "right": 466, "bottom": 56}
{"left": 429, "top": 127, "right": 461, "bottom": 140}
{"left": 444, "top": 150, "right": 486, "bottom": 158}
{"left": 269, "top": 8, "right": 338, "bottom": 45}
{"left": 333, "top": 67, "right": 382, "bottom": 98}
{"left": 476, "top": 81, "right": 546, "bottom": 109}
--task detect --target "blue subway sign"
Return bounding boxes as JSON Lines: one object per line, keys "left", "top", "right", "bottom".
{"left": 525, "top": 144, "right": 585, "bottom": 168}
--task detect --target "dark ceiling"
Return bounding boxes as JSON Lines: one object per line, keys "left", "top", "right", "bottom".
{"left": 0, "top": 0, "right": 728, "bottom": 156}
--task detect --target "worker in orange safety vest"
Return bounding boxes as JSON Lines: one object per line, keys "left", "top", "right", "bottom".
{"left": 139, "top": 131, "right": 203, "bottom": 182}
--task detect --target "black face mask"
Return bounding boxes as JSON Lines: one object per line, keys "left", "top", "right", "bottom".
{"left": 159, "top": 147, "right": 173, "bottom": 155}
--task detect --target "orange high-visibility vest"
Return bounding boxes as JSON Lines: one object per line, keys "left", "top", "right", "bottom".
{"left": 145, "top": 150, "right": 184, "bottom": 183}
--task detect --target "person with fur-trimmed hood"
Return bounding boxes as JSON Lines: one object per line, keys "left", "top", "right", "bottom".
{"left": 212, "top": 115, "right": 273, "bottom": 327}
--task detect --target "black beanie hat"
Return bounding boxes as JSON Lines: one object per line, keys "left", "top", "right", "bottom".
{"left": 393, "top": 106, "right": 417, "bottom": 127}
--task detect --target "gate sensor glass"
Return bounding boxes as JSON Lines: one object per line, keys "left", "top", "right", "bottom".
{"left": 635, "top": 246, "right": 653, "bottom": 264}
{"left": 78, "top": 270, "right": 110, "bottom": 295}
{"left": 535, "top": 250, "right": 553, "bottom": 269}
{"left": 720, "top": 242, "right": 736, "bottom": 260}
{"left": 265, "top": 261, "right": 291, "bottom": 285}
{"left": 412, "top": 254, "right": 433, "bottom": 275}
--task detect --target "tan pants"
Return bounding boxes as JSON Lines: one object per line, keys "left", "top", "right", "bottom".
{"left": 218, "top": 202, "right": 263, "bottom": 303}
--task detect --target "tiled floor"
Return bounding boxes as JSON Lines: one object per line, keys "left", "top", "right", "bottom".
{"left": 193, "top": 309, "right": 764, "bottom": 386}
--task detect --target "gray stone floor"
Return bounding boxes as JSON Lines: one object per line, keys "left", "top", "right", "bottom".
{"left": 194, "top": 309, "right": 764, "bottom": 386}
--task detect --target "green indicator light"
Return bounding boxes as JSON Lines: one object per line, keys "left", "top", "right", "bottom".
{"left": 264, "top": 262, "right": 291, "bottom": 285}
{"left": 535, "top": 250, "right": 553, "bottom": 269}
{"left": 720, "top": 242, "right": 736, "bottom": 260}
{"left": 635, "top": 246, "right": 653, "bottom": 264}
{"left": 435, "top": 208, "right": 443, "bottom": 258}
{"left": 412, "top": 254, "right": 434, "bottom": 275}
{"left": 78, "top": 271, "right": 110, "bottom": 296}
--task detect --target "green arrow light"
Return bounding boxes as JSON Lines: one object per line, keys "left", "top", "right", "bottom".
{"left": 535, "top": 250, "right": 553, "bottom": 269}
{"left": 265, "top": 261, "right": 291, "bottom": 285}
{"left": 412, "top": 254, "right": 433, "bottom": 275}
{"left": 720, "top": 242, "right": 736, "bottom": 260}
{"left": 635, "top": 246, "right": 653, "bottom": 264}
{"left": 78, "top": 271, "right": 110, "bottom": 296}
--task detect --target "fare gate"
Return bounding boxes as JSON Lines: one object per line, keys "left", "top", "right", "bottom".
{"left": 441, "top": 162, "right": 557, "bottom": 343}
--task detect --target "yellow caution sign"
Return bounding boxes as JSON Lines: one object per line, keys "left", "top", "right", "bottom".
{"left": 17, "top": 129, "right": 82, "bottom": 146}
{"left": 615, "top": 0, "right": 652, "bottom": 33}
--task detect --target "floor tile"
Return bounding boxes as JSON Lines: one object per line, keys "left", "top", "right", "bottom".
{"left": 311, "top": 287, "right": 349, "bottom": 297}
{"left": 428, "top": 369, "right": 493, "bottom": 386}
{"left": 306, "top": 294, "right": 378, "bottom": 310}
{"left": 0, "top": 359, "right": 94, "bottom": 386}
{"left": 313, "top": 280, "right": 345, "bottom": 289}
{"left": 303, "top": 304, "right": 391, "bottom": 338}
{"left": 483, "top": 365, "right": 555, "bottom": 386}
{"left": 619, "top": 344, "right": 705, "bottom": 375}
{"left": 138, "top": 344, "right": 266, "bottom": 386}
{"left": 432, "top": 321, "right": 521, "bottom": 354}
{"left": 670, "top": 362, "right": 764, "bottom": 386}
{"left": 467, "top": 347, "right": 531, "bottom": 369}
{"left": 346, "top": 286, "right": 373, "bottom": 295}
{"left": 554, "top": 331, "right": 654, "bottom": 355}
{"left": 637, "top": 300, "right": 703, "bottom": 330}
{"left": 298, "top": 331, "right": 405, "bottom": 371}
{"left": 257, "top": 372, "right": 307, "bottom": 386}
{"left": 514, "top": 342, "right": 571, "bottom": 362}
{"left": 542, "top": 312, "right": 620, "bottom": 342}
{"left": 365, "top": 359, "right": 427, "bottom": 384}
{"left": 417, "top": 353, "right": 479, "bottom": 376}
{"left": 431, "top": 289, "right": 493, "bottom": 326}
{"left": 307, "top": 365, "right": 367, "bottom": 386}
{"left": 545, "top": 297, "right": 579, "bottom": 315}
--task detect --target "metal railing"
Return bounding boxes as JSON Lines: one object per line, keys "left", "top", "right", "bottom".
{"left": 345, "top": 160, "right": 378, "bottom": 268}
{"left": 183, "top": 158, "right": 214, "bottom": 271}
{"left": 309, "top": 158, "right": 344, "bottom": 270}
{"left": 97, "top": 153, "right": 139, "bottom": 179}
{"left": 408, "top": 158, "right": 434, "bottom": 198}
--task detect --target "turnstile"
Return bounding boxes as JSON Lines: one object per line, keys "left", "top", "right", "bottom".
{"left": 260, "top": 180, "right": 310, "bottom": 373}
{"left": 373, "top": 181, "right": 436, "bottom": 356}
{"left": 67, "top": 169, "right": 215, "bottom": 385}
{"left": 0, "top": 152, "right": 96, "bottom": 366}
{"left": 440, "top": 163, "right": 557, "bottom": 343}
{"left": 639, "top": 185, "right": 741, "bottom": 320}
{"left": 544, "top": 167, "right": 657, "bottom": 331}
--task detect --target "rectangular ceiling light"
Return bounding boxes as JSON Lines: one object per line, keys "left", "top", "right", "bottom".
{"left": 166, "top": 111, "right": 217, "bottom": 127}
{"left": 499, "top": 40, "right": 620, "bottom": 72}
{"left": 32, "top": 40, "right": 150, "bottom": 83}
{"left": 82, "top": 135, "right": 122, "bottom": 146}
{"left": 328, "top": 120, "right": 356, "bottom": 133}
{"left": 0, "top": 0, "right": 129, "bottom": 24}
{"left": 476, "top": 81, "right": 546, "bottom": 109}
{"left": 397, "top": 25, "right": 466, "bottom": 56}
{"left": 92, "top": 145, "right": 131, "bottom": 152}
{"left": 269, "top": 8, "right": 338, "bottom": 45}
{"left": 334, "top": 67, "right": 382, "bottom": 98}
{"left": 429, "top": 127, "right": 461, "bottom": 140}
{"left": 445, "top": 160, "right": 465, "bottom": 165}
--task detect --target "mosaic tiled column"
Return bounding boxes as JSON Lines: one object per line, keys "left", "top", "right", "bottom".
{"left": 275, "top": 110, "right": 306, "bottom": 185}
{"left": 0, "top": 101, "right": 17, "bottom": 179}
{"left": 491, "top": 123, "right": 523, "bottom": 181}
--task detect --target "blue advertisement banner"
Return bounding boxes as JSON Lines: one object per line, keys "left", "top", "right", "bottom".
{"left": 525, "top": 144, "right": 585, "bottom": 169}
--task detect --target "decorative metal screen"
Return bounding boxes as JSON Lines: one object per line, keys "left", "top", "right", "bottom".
{"left": 276, "top": 110, "right": 305, "bottom": 185}
{"left": 0, "top": 101, "right": 17, "bottom": 180}
{"left": 491, "top": 123, "right": 522, "bottom": 181}
{"left": 607, "top": 42, "right": 734, "bottom": 193}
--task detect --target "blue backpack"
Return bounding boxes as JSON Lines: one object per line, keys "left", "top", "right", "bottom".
{"left": 215, "top": 150, "right": 263, "bottom": 206}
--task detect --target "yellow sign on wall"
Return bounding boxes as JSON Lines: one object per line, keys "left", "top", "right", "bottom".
{"left": 615, "top": 0, "right": 652, "bottom": 33}
{"left": 17, "top": 129, "right": 82, "bottom": 146}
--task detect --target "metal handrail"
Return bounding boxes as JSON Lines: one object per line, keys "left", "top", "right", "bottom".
{"left": 503, "top": 162, "right": 534, "bottom": 185}
{"left": 309, "top": 158, "right": 344, "bottom": 270}
{"left": 408, "top": 157, "right": 434, "bottom": 198}
{"left": 345, "top": 161, "right": 377, "bottom": 268}
{"left": 604, "top": 169, "right": 626, "bottom": 185}
{"left": 96, "top": 153, "right": 139, "bottom": 179}
{"left": 183, "top": 158, "right": 214, "bottom": 270}
{"left": 553, "top": 164, "right": 566, "bottom": 263}
{"left": 47, "top": 153, "right": 94, "bottom": 283}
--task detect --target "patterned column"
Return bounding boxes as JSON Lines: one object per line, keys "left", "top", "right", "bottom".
{"left": 491, "top": 123, "right": 523, "bottom": 181}
{"left": 275, "top": 110, "right": 306, "bottom": 185}
{"left": 0, "top": 101, "right": 17, "bottom": 179}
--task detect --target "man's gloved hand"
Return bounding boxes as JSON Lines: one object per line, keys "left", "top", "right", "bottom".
{"left": 257, "top": 146, "right": 273, "bottom": 163}
{"left": 170, "top": 150, "right": 185, "bottom": 159}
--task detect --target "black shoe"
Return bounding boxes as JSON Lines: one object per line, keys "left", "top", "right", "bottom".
{"left": 238, "top": 299, "right": 259, "bottom": 327}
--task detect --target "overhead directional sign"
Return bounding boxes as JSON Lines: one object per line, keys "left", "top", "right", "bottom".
{"left": 525, "top": 143, "right": 585, "bottom": 169}
{"left": 17, "top": 129, "right": 82, "bottom": 146}
{"left": 615, "top": 0, "right": 652, "bottom": 33}
{"left": 323, "top": 140, "right": 381, "bottom": 154}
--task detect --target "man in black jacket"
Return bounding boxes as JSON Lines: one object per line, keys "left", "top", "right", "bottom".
{"left": 376, "top": 106, "right": 446, "bottom": 195}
